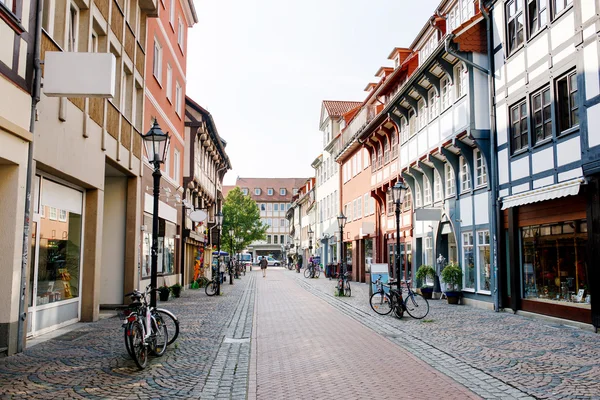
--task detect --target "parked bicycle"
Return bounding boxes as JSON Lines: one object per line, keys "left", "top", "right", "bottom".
{"left": 205, "top": 277, "right": 219, "bottom": 296}
{"left": 304, "top": 262, "right": 320, "bottom": 279}
{"left": 369, "top": 275, "right": 429, "bottom": 319}
{"left": 337, "top": 271, "right": 351, "bottom": 297}
{"left": 121, "top": 287, "right": 168, "bottom": 369}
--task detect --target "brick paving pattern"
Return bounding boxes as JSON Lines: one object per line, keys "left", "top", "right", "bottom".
{"left": 0, "top": 274, "right": 256, "bottom": 400}
{"left": 249, "top": 269, "right": 480, "bottom": 400}
{"left": 289, "top": 269, "right": 600, "bottom": 400}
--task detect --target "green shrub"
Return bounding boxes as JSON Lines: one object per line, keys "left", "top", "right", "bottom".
{"left": 415, "top": 265, "right": 435, "bottom": 288}
{"left": 441, "top": 262, "right": 462, "bottom": 291}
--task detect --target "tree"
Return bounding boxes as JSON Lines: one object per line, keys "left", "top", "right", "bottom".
{"left": 222, "top": 187, "right": 267, "bottom": 255}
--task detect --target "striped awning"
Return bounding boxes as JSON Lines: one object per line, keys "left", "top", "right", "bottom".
{"left": 501, "top": 178, "right": 585, "bottom": 210}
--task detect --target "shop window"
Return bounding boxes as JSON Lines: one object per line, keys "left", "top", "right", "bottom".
{"left": 556, "top": 70, "right": 578, "bottom": 134}
{"left": 401, "top": 242, "right": 412, "bottom": 280}
{"left": 462, "top": 232, "right": 475, "bottom": 290}
{"left": 424, "top": 236, "right": 433, "bottom": 266}
{"left": 142, "top": 215, "right": 152, "bottom": 278}
{"left": 510, "top": 100, "right": 528, "bottom": 153}
{"left": 477, "top": 231, "right": 491, "bottom": 292}
{"left": 506, "top": 0, "right": 524, "bottom": 55}
{"left": 522, "top": 220, "right": 589, "bottom": 305}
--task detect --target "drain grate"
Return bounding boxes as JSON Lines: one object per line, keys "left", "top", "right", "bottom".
{"left": 52, "top": 330, "right": 91, "bottom": 341}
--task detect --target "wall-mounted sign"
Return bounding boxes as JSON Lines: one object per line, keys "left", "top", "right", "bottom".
{"left": 189, "top": 210, "right": 207, "bottom": 223}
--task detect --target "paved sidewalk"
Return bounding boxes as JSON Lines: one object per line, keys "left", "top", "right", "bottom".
{"left": 249, "top": 269, "right": 480, "bottom": 400}
{"left": 0, "top": 274, "right": 256, "bottom": 400}
{"left": 289, "top": 269, "right": 600, "bottom": 400}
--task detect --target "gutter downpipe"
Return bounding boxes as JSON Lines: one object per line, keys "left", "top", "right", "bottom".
{"left": 479, "top": 0, "right": 501, "bottom": 312}
{"left": 17, "top": 0, "right": 43, "bottom": 353}
{"left": 444, "top": 34, "right": 490, "bottom": 75}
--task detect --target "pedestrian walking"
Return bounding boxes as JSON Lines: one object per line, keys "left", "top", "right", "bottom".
{"left": 219, "top": 257, "right": 226, "bottom": 284}
{"left": 259, "top": 256, "right": 268, "bottom": 277}
{"left": 296, "top": 254, "right": 303, "bottom": 273}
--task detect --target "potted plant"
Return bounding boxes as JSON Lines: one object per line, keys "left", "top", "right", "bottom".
{"left": 170, "top": 283, "right": 182, "bottom": 298}
{"left": 441, "top": 262, "right": 463, "bottom": 304}
{"left": 158, "top": 285, "right": 170, "bottom": 301}
{"left": 415, "top": 265, "right": 436, "bottom": 299}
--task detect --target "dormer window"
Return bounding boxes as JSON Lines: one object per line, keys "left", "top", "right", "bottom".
{"left": 280, "top": 188, "right": 286, "bottom": 195}
{"left": 242, "top": 188, "right": 249, "bottom": 195}
{"left": 394, "top": 55, "right": 400, "bottom": 68}
{"left": 255, "top": 188, "right": 261, "bottom": 195}
{"left": 268, "top": 188, "right": 274, "bottom": 195}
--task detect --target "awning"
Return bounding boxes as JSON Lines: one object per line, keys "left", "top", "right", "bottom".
{"left": 500, "top": 178, "right": 585, "bottom": 210}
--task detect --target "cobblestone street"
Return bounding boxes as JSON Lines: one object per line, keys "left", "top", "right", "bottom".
{"left": 1, "top": 268, "right": 600, "bottom": 399}
{"left": 0, "top": 274, "right": 255, "bottom": 400}
{"left": 288, "top": 269, "right": 600, "bottom": 400}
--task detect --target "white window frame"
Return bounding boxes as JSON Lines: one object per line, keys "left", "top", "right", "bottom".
{"left": 460, "top": 156, "right": 471, "bottom": 192}
{"left": 175, "top": 81, "right": 182, "bottom": 116}
{"left": 400, "top": 117, "right": 409, "bottom": 144}
{"left": 475, "top": 149, "right": 488, "bottom": 187}
{"left": 58, "top": 209, "right": 67, "bottom": 222}
{"left": 357, "top": 196, "right": 362, "bottom": 219}
{"left": 153, "top": 39, "right": 162, "bottom": 84}
{"left": 267, "top": 203, "right": 272, "bottom": 212}
{"left": 424, "top": 178, "right": 432, "bottom": 205}
{"left": 268, "top": 188, "right": 273, "bottom": 196}
{"left": 280, "top": 188, "right": 286, "bottom": 195}
{"left": 418, "top": 99, "right": 427, "bottom": 130}
{"left": 164, "top": 149, "right": 170, "bottom": 178}
{"left": 255, "top": 188, "right": 261, "bottom": 195}
{"left": 67, "top": 2, "right": 79, "bottom": 52}
{"left": 434, "top": 170, "right": 442, "bottom": 203}
{"left": 441, "top": 76, "right": 451, "bottom": 110}
{"left": 173, "top": 149, "right": 180, "bottom": 183}
{"left": 49, "top": 207, "right": 57, "bottom": 220}
{"left": 166, "top": 64, "right": 172, "bottom": 102}
{"left": 169, "top": 0, "right": 175, "bottom": 28}
{"left": 428, "top": 88, "right": 438, "bottom": 120}
{"left": 455, "top": 63, "right": 467, "bottom": 99}
{"left": 445, "top": 163, "right": 455, "bottom": 197}
{"left": 477, "top": 230, "right": 491, "bottom": 294}
{"left": 177, "top": 18, "right": 184, "bottom": 50}
{"left": 415, "top": 182, "right": 422, "bottom": 208}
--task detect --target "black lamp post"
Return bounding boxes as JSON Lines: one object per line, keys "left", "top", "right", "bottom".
{"left": 216, "top": 211, "right": 223, "bottom": 295}
{"left": 308, "top": 226, "right": 313, "bottom": 256}
{"left": 390, "top": 181, "right": 407, "bottom": 292}
{"left": 140, "top": 119, "right": 170, "bottom": 308}
{"left": 337, "top": 212, "right": 347, "bottom": 281}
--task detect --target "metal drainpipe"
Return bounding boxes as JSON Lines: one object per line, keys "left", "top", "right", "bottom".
{"left": 17, "top": 0, "right": 43, "bottom": 353}
{"left": 444, "top": 34, "right": 490, "bottom": 75}
{"left": 479, "top": 0, "right": 501, "bottom": 312}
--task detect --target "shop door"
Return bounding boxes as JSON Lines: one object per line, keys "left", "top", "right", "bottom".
{"left": 26, "top": 216, "right": 40, "bottom": 336}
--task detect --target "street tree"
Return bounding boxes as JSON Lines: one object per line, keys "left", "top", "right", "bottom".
{"left": 222, "top": 187, "right": 267, "bottom": 255}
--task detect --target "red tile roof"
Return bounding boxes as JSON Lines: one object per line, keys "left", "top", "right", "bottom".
{"left": 323, "top": 101, "right": 362, "bottom": 118}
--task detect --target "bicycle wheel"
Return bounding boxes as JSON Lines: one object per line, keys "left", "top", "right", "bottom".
{"left": 344, "top": 281, "right": 351, "bottom": 297}
{"left": 391, "top": 291, "right": 404, "bottom": 319}
{"left": 128, "top": 320, "right": 148, "bottom": 370}
{"left": 124, "top": 321, "right": 134, "bottom": 358}
{"left": 336, "top": 280, "right": 343, "bottom": 296}
{"left": 304, "top": 268, "right": 311, "bottom": 278}
{"left": 156, "top": 308, "right": 179, "bottom": 346}
{"left": 205, "top": 280, "right": 217, "bottom": 296}
{"left": 369, "top": 291, "right": 392, "bottom": 315}
{"left": 404, "top": 292, "right": 430, "bottom": 319}
{"left": 150, "top": 313, "right": 168, "bottom": 356}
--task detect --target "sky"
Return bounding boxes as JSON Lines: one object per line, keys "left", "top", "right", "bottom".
{"left": 187, "top": 0, "right": 442, "bottom": 186}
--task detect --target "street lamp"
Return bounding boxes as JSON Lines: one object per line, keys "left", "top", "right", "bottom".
{"left": 308, "top": 227, "right": 314, "bottom": 254}
{"left": 337, "top": 212, "right": 347, "bottom": 287}
{"left": 216, "top": 210, "right": 223, "bottom": 295}
{"left": 140, "top": 119, "right": 170, "bottom": 308}
{"left": 390, "top": 181, "right": 408, "bottom": 292}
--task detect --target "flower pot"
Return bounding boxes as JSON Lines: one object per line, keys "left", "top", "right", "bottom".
{"left": 159, "top": 290, "right": 170, "bottom": 301}
{"left": 171, "top": 286, "right": 182, "bottom": 298}
{"left": 420, "top": 287, "right": 433, "bottom": 300}
{"left": 445, "top": 291, "right": 461, "bottom": 304}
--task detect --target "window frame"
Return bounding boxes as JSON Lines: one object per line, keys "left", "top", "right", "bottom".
{"left": 455, "top": 62, "right": 467, "bottom": 99}
{"left": 476, "top": 230, "right": 491, "bottom": 294}
{"left": 460, "top": 156, "right": 471, "bottom": 192}
{"left": 418, "top": 99, "right": 427, "bottom": 130}
{"left": 383, "top": 137, "right": 390, "bottom": 164}
{"left": 173, "top": 149, "right": 180, "bottom": 183}
{"left": 255, "top": 188, "right": 261, "bottom": 195}
{"left": 475, "top": 149, "right": 488, "bottom": 188}
{"left": 462, "top": 232, "right": 475, "bottom": 290}
{"left": 531, "top": 86, "right": 552, "bottom": 144}
{"left": 556, "top": 70, "right": 579, "bottom": 135}
{"left": 153, "top": 38, "right": 163, "bottom": 84}
{"left": 445, "top": 163, "right": 456, "bottom": 197}
{"left": 434, "top": 170, "right": 442, "bottom": 203}
{"left": 166, "top": 63, "right": 172, "bottom": 102}
{"left": 527, "top": 0, "right": 548, "bottom": 37}
{"left": 441, "top": 76, "right": 451, "bottom": 110}
{"left": 551, "top": 0, "right": 572, "bottom": 20}
{"left": 267, "top": 188, "right": 274, "bottom": 196}
{"left": 424, "top": 178, "right": 432, "bottom": 205}
{"left": 510, "top": 99, "right": 529, "bottom": 154}
{"left": 428, "top": 88, "right": 438, "bottom": 120}
{"left": 505, "top": 0, "right": 525, "bottom": 55}
{"left": 280, "top": 188, "right": 286, "bottom": 196}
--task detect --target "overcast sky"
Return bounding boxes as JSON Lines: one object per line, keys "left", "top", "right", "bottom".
{"left": 187, "top": 0, "right": 441, "bottom": 186}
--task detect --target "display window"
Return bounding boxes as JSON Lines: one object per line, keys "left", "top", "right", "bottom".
{"left": 522, "top": 220, "right": 590, "bottom": 307}
{"left": 142, "top": 214, "right": 176, "bottom": 277}
{"left": 463, "top": 232, "right": 475, "bottom": 290}
{"left": 477, "top": 231, "right": 491, "bottom": 292}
